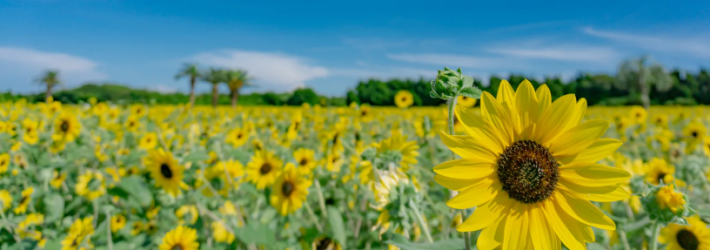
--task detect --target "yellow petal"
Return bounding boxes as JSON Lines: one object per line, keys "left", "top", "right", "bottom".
{"left": 558, "top": 207, "right": 595, "bottom": 242}
{"left": 557, "top": 138, "right": 623, "bottom": 164}
{"left": 514, "top": 80, "right": 538, "bottom": 136}
{"left": 534, "top": 94, "right": 578, "bottom": 145}
{"left": 554, "top": 191, "right": 616, "bottom": 230}
{"left": 578, "top": 185, "right": 630, "bottom": 202}
{"left": 560, "top": 163, "right": 631, "bottom": 186}
{"left": 530, "top": 204, "right": 561, "bottom": 250}
{"left": 541, "top": 199, "right": 586, "bottom": 250}
{"left": 433, "top": 159, "right": 495, "bottom": 179}
{"left": 446, "top": 178, "right": 498, "bottom": 209}
{"left": 503, "top": 204, "right": 530, "bottom": 250}
{"left": 477, "top": 215, "right": 506, "bottom": 250}
{"left": 496, "top": 79, "right": 516, "bottom": 106}
{"left": 534, "top": 84, "right": 551, "bottom": 120}
{"left": 457, "top": 192, "right": 511, "bottom": 232}
{"left": 434, "top": 175, "right": 475, "bottom": 191}
{"left": 439, "top": 132, "right": 498, "bottom": 160}
{"left": 480, "top": 92, "right": 514, "bottom": 146}
{"left": 455, "top": 106, "right": 504, "bottom": 154}
{"left": 550, "top": 119, "right": 609, "bottom": 157}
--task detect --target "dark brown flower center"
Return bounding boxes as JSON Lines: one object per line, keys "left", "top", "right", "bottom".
{"left": 676, "top": 229, "right": 699, "bottom": 250}
{"left": 160, "top": 163, "right": 173, "bottom": 178}
{"left": 260, "top": 163, "right": 272, "bottom": 175}
{"left": 657, "top": 173, "right": 667, "bottom": 184}
{"left": 236, "top": 133, "right": 242, "bottom": 139}
{"left": 299, "top": 158, "right": 308, "bottom": 166}
{"left": 316, "top": 237, "right": 334, "bottom": 250}
{"left": 60, "top": 121, "right": 69, "bottom": 132}
{"left": 171, "top": 245, "right": 184, "bottom": 250}
{"left": 281, "top": 181, "right": 295, "bottom": 197}
{"left": 497, "top": 140, "right": 559, "bottom": 204}
{"left": 691, "top": 131, "right": 698, "bottom": 138}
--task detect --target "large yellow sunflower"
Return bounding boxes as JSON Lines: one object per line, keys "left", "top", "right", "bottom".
{"left": 270, "top": 163, "right": 311, "bottom": 215}
{"left": 659, "top": 215, "right": 710, "bottom": 250}
{"left": 144, "top": 149, "right": 187, "bottom": 197}
{"left": 246, "top": 150, "right": 283, "bottom": 189}
{"left": 53, "top": 113, "right": 81, "bottom": 143}
{"left": 434, "top": 80, "right": 630, "bottom": 249}
{"left": 159, "top": 225, "right": 199, "bottom": 250}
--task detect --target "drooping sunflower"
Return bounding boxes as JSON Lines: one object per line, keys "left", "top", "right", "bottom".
{"left": 457, "top": 95, "right": 477, "bottom": 108}
{"left": 659, "top": 215, "right": 710, "bottom": 250}
{"left": 158, "top": 225, "right": 199, "bottom": 250}
{"left": 434, "top": 80, "right": 630, "bottom": 249}
{"left": 53, "top": 113, "right": 81, "bottom": 143}
{"left": 144, "top": 149, "right": 187, "bottom": 196}
{"left": 394, "top": 90, "right": 414, "bottom": 108}
{"left": 75, "top": 171, "right": 106, "bottom": 201}
{"left": 246, "top": 150, "right": 283, "bottom": 189}
{"left": 270, "top": 163, "right": 311, "bottom": 215}
{"left": 294, "top": 148, "right": 317, "bottom": 175}
{"left": 225, "top": 127, "right": 249, "bottom": 148}
{"left": 14, "top": 187, "right": 34, "bottom": 214}
{"left": 138, "top": 132, "right": 158, "bottom": 150}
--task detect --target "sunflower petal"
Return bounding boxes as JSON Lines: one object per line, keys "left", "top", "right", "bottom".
{"left": 560, "top": 163, "right": 631, "bottom": 185}
{"left": 439, "top": 132, "right": 498, "bottom": 160}
{"left": 534, "top": 84, "right": 552, "bottom": 121}
{"left": 557, "top": 138, "right": 623, "bottom": 164}
{"left": 477, "top": 214, "right": 507, "bottom": 250}
{"left": 457, "top": 192, "right": 511, "bottom": 232}
{"left": 535, "top": 94, "right": 578, "bottom": 144}
{"left": 541, "top": 198, "right": 586, "bottom": 250}
{"left": 503, "top": 204, "right": 530, "bottom": 250}
{"left": 434, "top": 175, "right": 475, "bottom": 191}
{"left": 480, "top": 92, "right": 515, "bottom": 146}
{"left": 455, "top": 106, "right": 505, "bottom": 154}
{"left": 514, "top": 80, "right": 538, "bottom": 137}
{"left": 530, "top": 204, "right": 561, "bottom": 250}
{"left": 446, "top": 178, "right": 498, "bottom": 209}
{"left": 554, "top": 191, "right": 616, "bottom": 230}
{"left": 550, "top": 119, "right": 610, "bottom": 157}
{"left": 496, "top": 79, "right": 516, "bottom": 106}
{"left": 433, "top": 159, "right": 495, "bottom": 179}
{"left": 584, "top": 186, "right": 631, "bottom": 202}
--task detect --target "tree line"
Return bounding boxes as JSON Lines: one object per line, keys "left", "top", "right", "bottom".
{"left": 9, "top": 57, "right": 710, "bottom": 107}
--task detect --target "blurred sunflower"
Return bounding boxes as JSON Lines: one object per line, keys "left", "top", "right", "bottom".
{"left": 144, "top": 149, "right": 187, "bottom": 197}
{"left": 644, "top": 157, "right": 685, "bottom": 186}
{"left": 175, "top": 205, "right": 199, "bottom": 225}
{"left": 652, "top": 114, "right": 669, "bottom": 128}
{"left": 358, "top": 104, "right": 374, "bottom": 122}
{"left": 630, "top": 106, "right": 647, "bottom": 124}
{"left": 138, "top": 132, "right": 159, "bottom": 150}
{"left": 683, "top": 122, "right": 706, "bottom": 146}
{"left": 111, "top": 214, "right": 126, "bottom": 233}
{"left": 21, "top": 119, "right": 39, "bottom": 145}
{"left": 0, "top": 153, "right": 9, "bottom": 173}
{"left": 159, "top": 225, "right": 199, "bottom": 250}
{"left": 293, "top": 148, "right": 317, "bottom": 175}
{"left": 312, "top": 236, "right": 342, "bottom": 250}
{"left": 659, "top": 215, "right": 710, "bottom": 250}
{"left": 457, "top": 95, "right": 477, "bottom": 108}
{"left": 125, "top": 116, "right": 140, "bottom": 132}
{"left": 270, "top": 163, "right": 311, "bottom": 215}
{"left": 435, "top": 80, "right": 629, "bottom": 249}
{"left": 75, "top": 170, "right": 106, "bottom": 201}
{"left": 394, "top": 90, "right": 414, "bottom": 108}
{"left": 359, "top": 135, "right": 419, "bottom": 185}
{"left": 212, "top": 221, "right": 235, "bottom": 244}
{"left": 53, "top": 113, "right": 81, "bottom": 143}
{"left": 14, "top": 187, "right": 34, "bottom": 214}
{"left": 226, "top": 127, "right": 249, "bottom": 148}
{"left": 0, "top": 190, "right": 11, "bottom": 212}
{"left": 246, "top": 150, "right": 283, "bottom": 189}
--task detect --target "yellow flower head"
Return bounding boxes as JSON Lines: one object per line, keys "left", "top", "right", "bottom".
{"left": 246, "top": 150, "right": 283, "bottom": 189}
{"left": 138, "top": 132, "right": 158, "bottom": 150}
{"left": 111, "top": 214, "right": 126, "bottom": 233}
{"left": 394, "top": 90, "right": 414, "bottom": 108}
{"left": 159, "top": 226, "right": 199, "bottom": 250}
{"left": 270, "top": 163, "right": 311, "bottom": 215}
{"left": 144, "top": 149, "right": 186, "bottom": 197}
{"left": 659, "top": 215, "right": 710, "bottom": 250}
{"left": 75, "top": 171, "right": 106, "bottom": 201}
{"left": 656, "top": 184, "right": 685, "bottom": 213}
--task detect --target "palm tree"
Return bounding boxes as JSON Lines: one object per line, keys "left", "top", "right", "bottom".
{"left": 175, "top": 63, "right": 201, "bottom": 108}
{"left": 201, "top": 68, "right": 226, "bottom": 108}
{"left": 224, "top": 69, "right": 254, "bottom": 108}
{"left": 615, "top": 56, "right": 673, "bottom": 109}
{"left": 36, "top": 70, "right": 60, "bottom": 101}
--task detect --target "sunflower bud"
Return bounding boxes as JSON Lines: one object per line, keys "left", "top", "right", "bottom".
{"left": 429, "top": 67, "right": 481, "bottom": 100}
{"left": 641, "top": 183, "right": 694, "bottom": 224}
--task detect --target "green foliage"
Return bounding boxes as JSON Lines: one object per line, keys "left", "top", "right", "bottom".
{"left": 286, "top": 87, "right": 320, "bottom": 106}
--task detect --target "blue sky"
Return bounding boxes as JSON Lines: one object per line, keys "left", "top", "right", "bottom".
{"left": 1, "top": 0, "right": 709, "bottom": 96}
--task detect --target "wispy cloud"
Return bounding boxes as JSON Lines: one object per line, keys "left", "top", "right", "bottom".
{"left": 193, "top": 50, "right": 328, "bottom": 91}
{"left": 330, "top": 67, "right": 434, "bottom": 79}
{"left": 0, "top": 47, "right": 106, "bottom": 88}
{"left": 583, "top": 27, "right": 710, "bottom": 58}
{"left": 487, "top": 45, "right": 618, "bottom": 63}
{"left": 386, "top": 53, "right": 511, "bottom": 69}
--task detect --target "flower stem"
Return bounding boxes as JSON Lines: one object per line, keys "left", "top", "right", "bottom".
{"left": 649, "top": 221, "right": 661, "bottom": 250}
{"left": 408, "top": 200, "right": 434, "bottom": 243}
{"left": 105, "top": 210, "right": 114, "bottom": 250}
{"left": 314, "top": 180, "right": 327, "bottom": 219}
{"left": 447, "top": 97, "right": 470, "bottom": 250}
{"left": 618, "top": 229, "right": 630, "bottom": 250}
{"left": 303, "top": 202, "right": 323, "bottom": 232}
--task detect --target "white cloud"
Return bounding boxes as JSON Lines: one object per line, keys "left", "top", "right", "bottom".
{"left": 193, "top": 50, "right": 328, "bottom": 91}
{"left": 583, "top": 27, "right": 710, "bottom": 58}
{"left": 0, "top": 47, "right": 106, "bottom": 90}
{"left": 487, "top": 46, "right": 618, "bottom": 63}
{"left": 330, "top": 67, "right": 434, "bottom": 79}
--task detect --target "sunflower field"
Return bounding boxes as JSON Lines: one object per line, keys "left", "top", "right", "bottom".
{"left": 1, "top": 77, "right": 710, "bottom": 250}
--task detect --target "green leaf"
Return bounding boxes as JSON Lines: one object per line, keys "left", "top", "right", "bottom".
{"left": 462, "top": 75, "right": 474, "bottom": 88}
{"left": 118, "top": 176, "right": 153, "bottom": 207}
{"left": 326, "top": 206, "right": 347, "bottom": 247}
{"left": 183, "top": 151, "right": 210, "bottom": 163}
{"left": 458, "top": 86, "right": 482, "bottom": 99}
{"left": 385, "top": 234, "right": 465, "bottom": 250}
{"left": 43, "top": 193, "right": 64, "bottom": 223}
{"left": 233, "top": 223, "right": 277, "bottom": 247}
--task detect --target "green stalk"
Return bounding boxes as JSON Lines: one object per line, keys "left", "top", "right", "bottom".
{"left": 409, "top": 200, "right": 434, "bottom": 243}
{"left": 618, "top": 229, "right": 630, "bottom": 250}
{"left": 649, "top": 221, "right": 662, "bottom": 250}
{"left": 105, "top": 210, "right": 114, "bottom": 250}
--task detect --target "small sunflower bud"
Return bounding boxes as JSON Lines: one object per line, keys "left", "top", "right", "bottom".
{"left": 641, "top": 183, "right": 694, "bottom": 224}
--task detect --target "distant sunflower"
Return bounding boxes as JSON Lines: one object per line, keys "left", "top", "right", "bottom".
{"left": 158, "top": 226, "right": 199, "bottom": 250}
{"left": 0, "top": 190, "right": 11, "bottom": 212}
{"left": 175, "top": 205, "right": 199, "bottom": 225}
{"left": 312, "top": 236, "right": 342, "bottom": 250}
{"left": 703, "top": 136, "right": 710, "bottom": 156}
{"left": 246, "top": 150, "right": 283, "bottom": 189}
{"left": 644, "top": 157, "right": 685, "bottom": 186}
{"left": 14, "top": 187, "right": 34, "bottom": 214}
{"left": 138, "top": 132, "right": 158, "bottom": 150}
{"left": 212, "top": 221, "right": 235, "bottom": 244}
{"left": 652, "top": 114, "right": 669, "bottom": 128}
{"left": 270, "top": 164, "right": 311, "bottom": 215}
{"left": 53, "top": 113, "right": 81, "bottom": 143}
{"left": 293, "top": 148, "right": 317, "bottom": 175}
{"left": 358, "top": 104, "right": 374, "bottom": 122}
{"left": 684, "top": 122, "right": 706, "bottom": 142}
{"left": 457, "top": 95, "right": 477, "bottom": 108}
{"left": 144, "top": 149, "right": 187, "bottom": 196}
{"left": 659, "top": 215, "right": 710, "bottom": 250}
{"left": 111, "top": 214, "right": 126, "bottom": 233}
{"left": 75, "top": 171, "right": 106, "bottom": 201}
{"left": 629, "top": 105, "right": 647, "bottom": 124}
{"left": 0, "top": 153, "right": 9, "bottom": 173}
{"left": 434, "top": 80, "right": 630, "bottom": 249}
{"left": 226, "top": 127, "right": 249, "bottom": 148}
{"left": 125, "top": 116, "right": 140, "bottom": 132}
{"left": 394, "top": 90, "right": 414, "bottom": 108}
{"left": 325, "top": 152, "right": 344, "bottom": 173}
